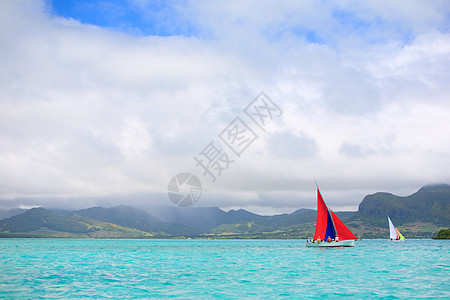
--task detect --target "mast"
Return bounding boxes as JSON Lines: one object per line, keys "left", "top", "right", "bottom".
{"left": 315, "top": 181, "right": 337, "bottom": 240}
{"left": 314, "top": 180, "right": 319, "bottom": 191}
{"left": 313, "top": 180, "right": 329, "bottom": 240}
{"left": 315, "top": 181, "right": 338, "bottom": 238}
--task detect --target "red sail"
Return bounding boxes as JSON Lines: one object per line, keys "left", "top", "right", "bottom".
{"left": 313, "top": 189, "right": 328, "bottom": 240}
{"left": 330, "top": 210, "right": 357, "bottom": 241}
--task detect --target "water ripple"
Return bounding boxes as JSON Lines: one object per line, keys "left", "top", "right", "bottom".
{"left": 0, "top": 239, "right": 448, "bottom": 299}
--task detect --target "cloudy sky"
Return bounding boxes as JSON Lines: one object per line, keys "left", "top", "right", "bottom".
{"left": 1, "top": 0, "right": 449, "bottom": 214}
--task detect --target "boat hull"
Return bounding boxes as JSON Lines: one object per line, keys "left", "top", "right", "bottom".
{"left": 306, "top": 240, "right": 355, "bottom": 247}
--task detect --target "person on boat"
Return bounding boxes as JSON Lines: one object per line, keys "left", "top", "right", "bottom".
{"left": 317, "top": 236, "right": 321, "bottom": 243}
{"left": 327, "top": 236, "right": 332, "bottom": 242}
{"left": 335, "top": 236, "right": 339, "bottom": 242}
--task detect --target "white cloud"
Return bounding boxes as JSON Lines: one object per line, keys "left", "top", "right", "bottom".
{"left": 0, "top": 0, "right": 449, "bottom": 213}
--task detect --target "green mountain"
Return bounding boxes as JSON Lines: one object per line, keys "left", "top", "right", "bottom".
{"left": 355, "top": 184, "right": 449, "bottom": 225}
{"left": 154, "top": 207, "right": 265, "bottom": 232}
{"left": 433, "top": 229, "right": 450, "bottom": 239}
{"left": 167, "top": 184, "right": 448, "bottom": 239}
{"left": 0, "top": 207, "right": 153, "bottom": 238}
{"left": 0, "top": 184, "right": 447, "bottom": 239}
{"left": 204, "top": 209, "right": 353, "bottom": 239}
{"left": 347, "top": 184, "right": 450, "bottom": 238}
{"left": 0, "top": 208, "right": 27, "bottom": 221}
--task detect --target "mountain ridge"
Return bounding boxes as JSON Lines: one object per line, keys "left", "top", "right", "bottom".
{"left": 0, "top": 184, "right": 448, "bottom": 238}
{"left": 72, "top": 205, "right": 198, "bottom": 236}
{"left": 0, "top": 207, "right": 153, "bottom": 238}
{"left": 350, "top": 184, "right": 450, "bottom": 226}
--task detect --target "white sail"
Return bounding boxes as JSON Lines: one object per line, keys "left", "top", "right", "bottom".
{"left": 388, "top": 216, "right": 397, "bottom": 240}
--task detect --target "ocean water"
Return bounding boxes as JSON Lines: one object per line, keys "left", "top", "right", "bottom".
{"left": 0, "top": 239, "right": 448, "bottom": 299}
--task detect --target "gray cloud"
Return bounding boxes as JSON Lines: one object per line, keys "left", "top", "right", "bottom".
{"left": 339, "top": 142, "right": 366, "bottom": 158}
{"left": 267, "top": 131, "right": 318, "bottom": 159}
{"left": 0, "top": 1, "right": 449, "bottom": 213}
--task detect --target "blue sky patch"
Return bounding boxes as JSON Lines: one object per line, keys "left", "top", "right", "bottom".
{"left": 49, "top": 0, "right": 200, "bottom": 37}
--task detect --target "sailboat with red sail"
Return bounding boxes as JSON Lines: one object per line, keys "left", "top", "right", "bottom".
{"left": 306, "top": 183, "right": 358, "bottom": 247}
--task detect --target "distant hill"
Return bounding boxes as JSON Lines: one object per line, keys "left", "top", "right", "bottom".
{"left": 153, "top": 206, "right": 264, "bottom": 232}
{"left": 0, "top": 207, "right": 153, "bottom": 238}
{"left": 148, "top": 207, "right": 353, "bottom": 238}
{"left": 347, "top": 184, "right": 450, "bottom": 238}
{"left": 0, "top": 184, "right": 447, "bottom": 239}
{"left": 204, "top": 209, "right": 354, "bottom": 238}
{"left": 351, "top": 184, "right": 449, "bottom": 226}
{"left": 205, "top": 208, "right": 315, "bottom": 238}
{"left": 159, "top": 184, "right": 448, "bottom": 238}
{"left": 0, "top": 205, "right": 328, "bottom": 239}
{"left": 0, "top": 208, "right": 27, "bottom": 221}
{"left": 72, "top": 205, "right": 198, "bottom": 236}
{"left": 433, "top": 229, "right": 450, "bottom": 239}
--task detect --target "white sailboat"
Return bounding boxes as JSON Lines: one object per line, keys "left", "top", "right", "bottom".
{"left": 388, "top": 216, "right": 405, "bottom": 241}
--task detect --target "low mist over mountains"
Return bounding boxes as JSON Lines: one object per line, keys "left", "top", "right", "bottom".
{"left": 73, "top": 206, "right": 198, "bottom": 236}
{"left": 0, "top": 184, "right": 448, "bottom": 239}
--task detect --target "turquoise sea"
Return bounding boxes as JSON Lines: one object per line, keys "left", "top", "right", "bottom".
{"left": 0, "top": 239, "right": 448, "bottom": 299}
